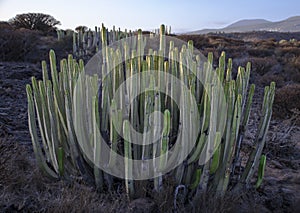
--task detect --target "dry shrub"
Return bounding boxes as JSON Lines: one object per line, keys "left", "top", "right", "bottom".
{"left": 278, "top": 39, "right": 289, "bottom": 46}
{"left": 176, "top": 34, "right": 213, "bottom": 53}
{"left": 290, "top": 55, "right": 300, "bottom": 67}
{"left": 249, "top": 57, "right": 279, "bottom": 76}
{"left": 0, "top": 23, "right": 73, "bottom": 63}
{"left": 0, "top": 21, "right": 13, "bottom": 30}
{"left": 259, "top": 74, "right": 285, "bottom": 88}
{"left": 273, "top": 84, "right": 300, "bottom": 120}
{"left": 183, "top": 189, "right": 270, "bottom": 213}
{"left": 247, "top": 47, "right": 274, "bottom": 57}
{"left": 0, "top": 25, "right": 42, "bottom": 62}
{"left": 261, "top": 38, "right": 277, "bottom": 46}
{"left": 247, "top": 39, "right": 276, "bottom": 57}
{"left": 207, "top": 37, "right": 230, "bottom": 47}
{"left": 225, "top": 45, "right": 248, "bottom": 59}
{"left": 282, "top": 57, "right": 300, "bottom": 83}
{"left": 0, "top": 26, "right": 26, "bottom": 61}
{"left": 276, "top": 46, "right": 300, "bottom": 57}
{"left": 176, "top": 34, "right": 244, "bottom": 51}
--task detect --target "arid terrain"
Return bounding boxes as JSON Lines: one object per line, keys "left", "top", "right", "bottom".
{"left": 0, "top": 23, "right": 300, "bottom": 212}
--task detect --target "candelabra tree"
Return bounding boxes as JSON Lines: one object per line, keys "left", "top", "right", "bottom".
{"left": 27, "top": 24, "right": 275, "bottom": 202}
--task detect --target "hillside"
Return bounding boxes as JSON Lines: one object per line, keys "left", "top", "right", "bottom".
{"left": 190, "top": 16, "right": 300, "bottom": 34}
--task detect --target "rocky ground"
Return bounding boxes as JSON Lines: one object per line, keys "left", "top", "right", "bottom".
{"left": 0, "top": 30, "right": 300, "bottom": 212}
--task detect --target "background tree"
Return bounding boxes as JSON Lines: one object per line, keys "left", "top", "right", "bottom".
{"left": 9, "top": 13, "right": 60, "bottom": 32}
{"left": 75, "top": 25, "right": 88, "bottom": 33}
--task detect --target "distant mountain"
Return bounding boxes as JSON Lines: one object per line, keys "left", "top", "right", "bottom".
{"left": 226, "top": 19, "right": 271, "bottom": 28}
{"left": 190, "top": 16, "right": 300, "bottom": 34}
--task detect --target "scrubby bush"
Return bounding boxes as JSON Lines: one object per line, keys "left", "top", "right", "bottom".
{"left": 0, "top": 21, "right": 12, "bottom": 30}
{"left": 0, "top": 20, "right": 73, "bottom": 62}
{"left": 248, "top": 57, "right": 279, "bottom": 76}
{"left": 282, "top": 64, "right": 300, "bottom": 83}
{"left": 247, "top": 47, "right": 274, "bottom": 57}
{"left": 277, "top": 46, "right": 300, "bottom": 58}
{"left": 273, "top": 84, "right": 300, "bottom": 120}
{"left": 259, "top": 74, "right": 285, "bottom": 88}
{"left": 0, "top": 23, "right": 42, "bottom": 61}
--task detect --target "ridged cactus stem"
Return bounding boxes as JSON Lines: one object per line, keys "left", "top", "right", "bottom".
{"left": 73, "top": 33, "right": 77, "bottom": 55}
{"left": 64, "top": 88, "right": 81, "bottom": 170}
{"left": 109, "top": 100, "right": 122, "bottom": 168}
{"left": 139, "top": 61, "right": 147, "bottom": 127}
{"left": 101, "top": 24, "right": 107, "bottom": 67}
{"left": 31, "top": 78, "right": 50, "bottom": 162}
{"left": 255, "top": 154, "right": 266, "bottom": 188}
{"left": 159, "top": 110, "right": 171, "bottom": 171}
{"left": 159, "top": 24, "right": 166, "bottom": 57}
{"left": 190, "top": 168, "right": 202, "bottom": 189}
{"left": 130, "top": 50, "right": 141, "bottom": 160}
{"left": 238, "top": 82, "right": 275, "bottom": 189}
{"left": 226, "top": 58, "right": 233, "bottom": 82}
{"left": 137, "top": 29, "right": 143, "bottom": 72}
{"left": 209, "top": 132, "right": 222, "bottom": 174}
{"left": 44, "top": 81, "right": 60, "bottom": 174}
{"left": 163, "top": 61, "right": 169, "bottom": 107}
{"left": 26, "top": 84, "right": 59, "bottom": 179}
{"left": 42, "top": 60, "right": 48, "bottom": 84}
{"left": 58, "top": 147, "right": 64, "bottom": 176}
{"left": 153, "top": 90, "right": 162, "bottom": 191}
{"left": 92, "top": 96, "right": 104, "bottom": 191}
{"left": 219, "top": 94, "right": 242, "bottom": 194}
{"left": 123, "top": 120, "right": 135, "bottom": 199}
{"left": 100, "top": 64, "right": 109, "bottom": 135}
{"left": 141, "top": 75, "right": 155, "bottom": 176}
{"left": 232, "top": 84, "right": 255, "bottom": 178}
{"left": 170, "top": 49, "right": 179, "bottom": 132}
{"left": 218, "top": 51, "right": 226, "bottom": 83}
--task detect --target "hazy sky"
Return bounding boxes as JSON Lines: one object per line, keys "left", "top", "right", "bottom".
{"left": 0, "top": 0, "right": 299, "bottom": 33}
